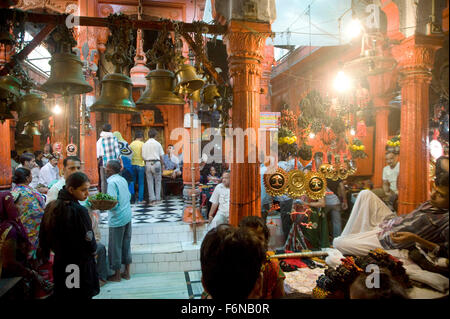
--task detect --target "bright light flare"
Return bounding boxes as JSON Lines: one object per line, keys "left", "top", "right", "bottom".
{"left": 430, "top": 139, "right": 443, "bottom": 160}
{"left": 309, "top": 132, "right": 315, "bottom": 139}
{"left": 347, "top": 19, "right": 363, "bottom": 39}
{"left": 52, "top": 104, "right": 62, "bottom": 115}
{"left": 350, "top": 128, "right": 356, "bottom": 136}
{"left": 334, "top": 71, "right": 353, "bottom": 92}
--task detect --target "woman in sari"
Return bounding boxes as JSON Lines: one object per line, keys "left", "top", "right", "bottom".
{"left": 0, "top": 191, "right": 52, "bottom": 298}
{"left": 11, "top": 168, "right": 46, "bottom": 261}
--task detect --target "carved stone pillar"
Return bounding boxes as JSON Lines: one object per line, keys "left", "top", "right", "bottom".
{"left": 224, "top": 21, "right": 271, "bottom": 226}
{"left": 368, "top": 71, "right": 397, "bottom": 188}
{"left": 392, "top": 34, "right": 443, "bottom": 215}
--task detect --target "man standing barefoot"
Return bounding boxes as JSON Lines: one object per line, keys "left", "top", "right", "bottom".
{"left": 105, "top": 160, "right": 133, "bottom": 281}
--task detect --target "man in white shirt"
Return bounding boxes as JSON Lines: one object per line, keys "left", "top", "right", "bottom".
{"left": 142, "top": 129, "right": 165, "bottom": 204}
{"left": 38, "top": 154, "right": 60, "bottom": 187}
{"left": 372, "top": 151, "right": 399, "bottom": 209}
{"left": 208, "top": 171, "right": 230, "bottom": 230}
{"left": 45, "top": 156, "right": 82, "bottom": 205}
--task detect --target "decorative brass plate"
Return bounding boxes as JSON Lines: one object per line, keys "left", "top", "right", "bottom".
{"left": 264, "top": 167, "right": 289, "bottom": 197}
{"left": 305, "top": 171, "right": 327, "bottom": 200}
{"left": 287, "top": 169, "right": 306, "bottom": 198}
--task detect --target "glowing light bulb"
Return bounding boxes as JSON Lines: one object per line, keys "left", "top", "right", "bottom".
{"left": 430, "top": 139, "right": 443, "bottom": 160}
{"left": 347, "top": 19, "right": 363, "bottom": 39}
{"left": 334, "top": 71, "right": 352, "bottom": 92}
{"left": 309, "top": 132, "right": 315, "bottom": 139}
{"left": 350, "top": 128, "right": 356, "bottom": 136}
{"left": 52, "top": 104, "right": 62, "bottom": 115}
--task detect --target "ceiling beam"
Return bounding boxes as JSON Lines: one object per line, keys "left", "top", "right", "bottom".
{"left": 0, "top": 8, "right": 226, "bottom": 34}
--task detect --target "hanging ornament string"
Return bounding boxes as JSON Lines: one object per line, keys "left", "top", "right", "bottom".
{"left": 230, "top": 193, "right": 261, "bottom": 207}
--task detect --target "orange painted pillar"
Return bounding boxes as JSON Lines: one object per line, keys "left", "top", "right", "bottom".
{"left": 392, "top": 34, "right": 443, "bottom": 215}
{"left": 0, "top": 120, "right": 12, "bottom": 189}
{"left": 77, "top": 0, "right": 99, "bottom": 186}
{"left": 368, "top": 71, "right": 396, "bottom": 188}
{"left": 224, "top": 21, "right": 271, "bottom": 226}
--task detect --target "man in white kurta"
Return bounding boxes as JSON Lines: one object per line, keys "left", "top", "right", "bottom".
{"left": 39, "top": 155, "right": 60, "bottom": 187}
{"left": 208, "top": 171, "right": 230, "bottom": 230}
{"left": 142, "top": 129, "right": 165, "bottom": 204}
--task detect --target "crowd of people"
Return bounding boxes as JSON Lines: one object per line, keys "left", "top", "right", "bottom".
{"left": 1, "top": 150, "right": 135, "bottom": 298}
{"left": 1, "top": 124, "right": 448, "bottom": 299}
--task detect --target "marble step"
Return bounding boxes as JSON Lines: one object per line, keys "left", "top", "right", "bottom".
{"left": 110, "top": 241, "right": 203, "bottom": 274}
{"left": 99, "top": 222, "right": 209, "bottom": 245}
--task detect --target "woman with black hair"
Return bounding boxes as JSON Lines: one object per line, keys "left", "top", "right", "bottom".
{"left": 39, "top": 172, "right": 99, "bottom": 299}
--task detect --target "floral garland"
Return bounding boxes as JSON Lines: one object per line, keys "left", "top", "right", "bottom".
{"left": 349, "top": 138, "right": 367, "bottom": 159}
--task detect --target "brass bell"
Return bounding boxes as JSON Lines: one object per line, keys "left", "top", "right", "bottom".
{"left": 189, "top": 89, "right": 201, "bottom": 103}
{"left": 91, "top": 73, "right": 139, "bottom": 114}
{"left": 17, "top": 92, "right": 52, "bottom": 122}
{"left": 175, "top": 64, "right": 204, "bottom": 94}
{"left": 21, "top": 122, "right": 41, "bottom": 136}
{"left": 0, "top": 101, "right": 14, "bottom": 121}
{"left": 0, "top": 75, "right": 21, "bottom": 99}
{"left": 136, "top": 67, "right": 185, "bottom": 107}
{"left": 41, "top": 53, "right": 93, "bottom": 95}
{"left": 201, "top": 84, "right": 220, "bottom": 105}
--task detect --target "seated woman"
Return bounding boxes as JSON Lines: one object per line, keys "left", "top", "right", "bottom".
{"left": 11, "top": 168, "right": 46, "bottom": 262}
{"left": 239, "top": 216, "right": 286, "bottom": 299}
{"left": 206, "top": 166, "right": 221, "bottom": 185}
{"left": 0, "top": 191, "right": 51, "bottom": 298}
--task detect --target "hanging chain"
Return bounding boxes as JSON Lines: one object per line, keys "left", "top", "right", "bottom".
{"left": 105, "top": 13, "right": 134, "bottom": 73}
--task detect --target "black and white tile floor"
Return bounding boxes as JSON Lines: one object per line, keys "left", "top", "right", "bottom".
{"left": 99, "top": 196, "right": 185, "bottom": 225}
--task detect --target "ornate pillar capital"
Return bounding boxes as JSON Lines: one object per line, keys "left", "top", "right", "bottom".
{"left": 392, "top": 34, "right": 444, "bottom": 82}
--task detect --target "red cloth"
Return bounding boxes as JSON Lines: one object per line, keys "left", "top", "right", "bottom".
{"left": 282, "top": 250, "right": 308, "bottom": 268}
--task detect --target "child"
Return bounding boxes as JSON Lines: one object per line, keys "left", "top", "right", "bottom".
{"left": 239, "top": 216, "right": 286, "bottom": 299}
{"left": 39, "top": 172, "right": 99, "bottom": 299}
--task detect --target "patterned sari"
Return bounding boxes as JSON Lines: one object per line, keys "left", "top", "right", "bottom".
{"left": 11, "top": 184, "right": 45, "bottom": 259}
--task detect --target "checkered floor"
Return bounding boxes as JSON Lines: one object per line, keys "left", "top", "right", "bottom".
{"left": 99, "top": 196, "right": 184, "bottom": 225}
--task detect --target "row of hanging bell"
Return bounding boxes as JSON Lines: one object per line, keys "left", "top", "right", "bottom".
{"left": 1, "top": 74, "right": 52, "bottom": 122}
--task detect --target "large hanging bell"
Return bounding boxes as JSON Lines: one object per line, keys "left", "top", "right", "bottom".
{"left": 40, "top": 53, "right": 93, "bottom": 95}
{"left": 21, "top": 122, "right": 41, "bottom": 136}
{"left": 0, "top": 75, "right": 21, "bottom": 99}
{"left": 136, "top": 68, "right": 185, "bottom": 108}
{"left": 201, "top": 84, "right": 221, "bottom": 105}
{"left": 0, "top": 101, "right": 14, "bottom": 121}
{"left": 91, "top": 73, "right": 139, "bottom": 114}
{"left": 175, "top": 64, "right": 204, "bottom": 94}
{"left": 17, "top": 92, "right": 52, "bottom": 122}
{"left": 189, "top": 89, "right": 201, "bottom": 103}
